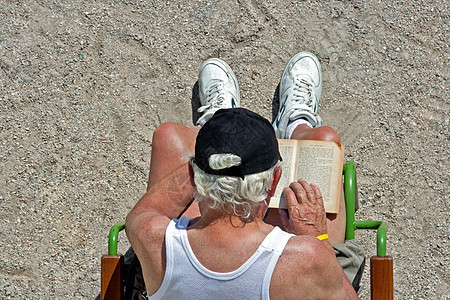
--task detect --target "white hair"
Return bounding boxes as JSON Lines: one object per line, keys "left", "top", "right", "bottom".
{"left": 191, "top": 154, "right": 278, "bottom": 222}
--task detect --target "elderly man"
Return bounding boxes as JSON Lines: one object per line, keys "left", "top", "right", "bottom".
{"left": 126, "top": 52, "right": 364, "bottom": 299}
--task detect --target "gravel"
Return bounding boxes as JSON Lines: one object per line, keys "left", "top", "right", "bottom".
{"left": 0, "top": 0, "right": 448, "bottom": 299}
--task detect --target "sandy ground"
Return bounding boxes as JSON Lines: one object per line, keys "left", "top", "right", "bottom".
{"left": 0, "top": 0, "right": 448, "bottom": 299}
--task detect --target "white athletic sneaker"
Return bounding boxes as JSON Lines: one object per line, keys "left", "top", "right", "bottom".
{"left": 196, "top": 58, "right": 240, "bottom": 126}
{"left": 273, "top": 52, "right": 323, "bottom": 139}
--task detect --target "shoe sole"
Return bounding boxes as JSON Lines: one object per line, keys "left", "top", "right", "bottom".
{"left": 199, "top": 58, "right": 241, "bottom": 104}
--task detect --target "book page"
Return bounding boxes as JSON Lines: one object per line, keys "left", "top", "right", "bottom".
{"left": 268, "top": 139, "right": 297, "bottom": 208}
{"left": 269, "top": 139, "right": 344, "bottom": 213}
{"left": 295, "top": 140, "right": 344, "bottom": 213}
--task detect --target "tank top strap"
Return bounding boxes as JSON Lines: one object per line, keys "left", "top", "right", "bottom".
{"left": 260, "top": 226, "right": 294, "bottom": 254}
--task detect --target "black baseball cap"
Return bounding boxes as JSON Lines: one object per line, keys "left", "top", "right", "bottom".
{"left": 194, "top": 108, "right": 282, "bottom": 179}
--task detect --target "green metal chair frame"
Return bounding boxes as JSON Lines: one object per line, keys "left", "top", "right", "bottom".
{"left": 108, "top": 220, "right": 125, "bottom": 256}
{"left": 343, "top": 161, "right": 393, "bottom": 299}
{"left": 343, "top": 161, "right": 388, "bottom": 256}
{"left": 102, "top": 161, "right": 393, "bottom": 299}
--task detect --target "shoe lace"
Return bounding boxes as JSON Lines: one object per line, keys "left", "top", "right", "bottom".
{"left": 291, "top": 77, "right": 313, "bottom": 107}
{"left": 198, "top": 82, "right": 227, "bottom": 113}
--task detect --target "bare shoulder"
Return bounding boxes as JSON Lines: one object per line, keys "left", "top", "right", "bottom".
{"left": 125, "top": 209, "right": 171, "bottom": 271}
{"left": 125, "top": 211, "right": 170, "bottom": 254}
{"left": 271, "top": 235, "right": 349, "bottom": 299}
{"left": 276, "top": 235, "right": 337, "bottom": 275}
{"left": 125, "top": 211, "right": 172, "bottom": 294}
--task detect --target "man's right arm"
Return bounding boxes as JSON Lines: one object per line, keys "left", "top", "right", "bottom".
{"left": 273, "top": 236, "right": 359, "bottom": 299}
{"left": 312, "top": 239, "right": 360, "bottom": 299}
{"left": 277, "top": 179, "right": 359, "bottom": 299}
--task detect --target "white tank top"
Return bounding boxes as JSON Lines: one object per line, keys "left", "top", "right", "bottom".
{"left": 148, "top": 216, "right": 294, "bottom": 300}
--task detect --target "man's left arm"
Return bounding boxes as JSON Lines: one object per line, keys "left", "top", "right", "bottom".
{"left": 132, "top": 161, "right": 196, "bottom": 216}
{"left": 126, "top": 161, "right": 196, "bottom": 247}
{"left": 125, "top": 161, "right": 197, "bottom": 293}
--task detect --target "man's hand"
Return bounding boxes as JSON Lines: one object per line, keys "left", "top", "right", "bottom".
{"left": 279, "top": 179, "right": 327, "bottom": 236}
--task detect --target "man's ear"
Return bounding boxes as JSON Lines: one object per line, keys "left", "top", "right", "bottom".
{"left": 267, "top": 166, "right": 282, "bottom": 198}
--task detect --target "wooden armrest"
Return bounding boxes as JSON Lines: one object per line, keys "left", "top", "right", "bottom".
{"left": 101, "top": 254, "right": 124, "bottom": 300}
{"left": 370, "top": 256, "right": 393, "bottom": 300}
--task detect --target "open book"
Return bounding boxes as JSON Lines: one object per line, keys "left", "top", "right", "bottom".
{"left": 269, "top": 139, "right": 345, "bottom": 213}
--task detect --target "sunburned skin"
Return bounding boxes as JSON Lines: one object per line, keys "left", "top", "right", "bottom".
{"left": 126, "top": 121, "right": 359, "bottom": 299}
